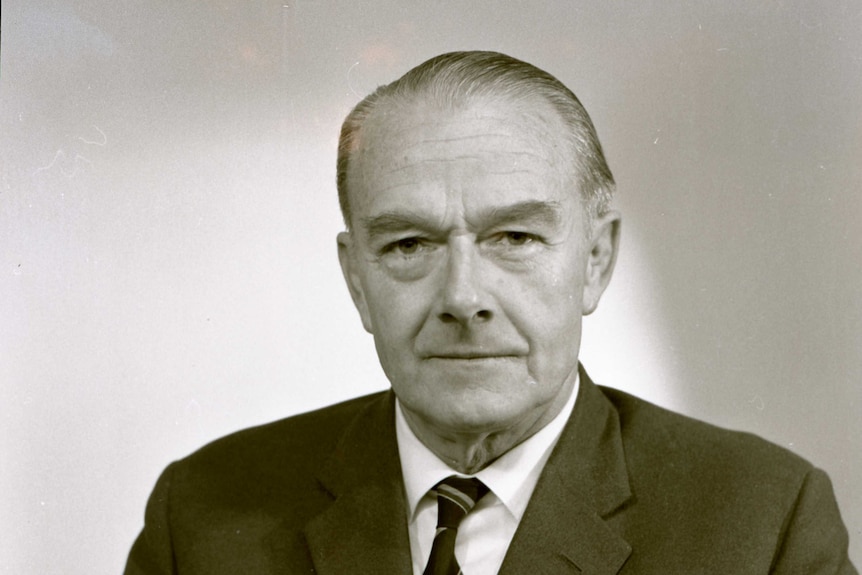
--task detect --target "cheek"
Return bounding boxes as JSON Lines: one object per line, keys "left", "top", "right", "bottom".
{"left": 497, "top": 269, "right": 584, "bottom": 363}
{"left": 501, "top": 264, "right": 584, "bottom": 319}
{"left": 364, "top": 277, "right": 432, "bottom": 339}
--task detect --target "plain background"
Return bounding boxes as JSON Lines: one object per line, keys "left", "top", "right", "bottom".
{"left": 1, "top": 1, "right": 859, "bottom": 572}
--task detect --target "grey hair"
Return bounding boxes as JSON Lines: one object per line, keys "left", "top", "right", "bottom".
{"left": 336, "top": 50, "right": 615, "bottom": 229}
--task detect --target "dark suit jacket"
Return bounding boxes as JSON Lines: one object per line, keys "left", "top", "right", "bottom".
{"left": 125, "top": 367, "right": 856, "bottom": 574}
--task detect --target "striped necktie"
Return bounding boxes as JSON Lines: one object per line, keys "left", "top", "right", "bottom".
{"left": 423, "top": 476, "right": 490, "bottom": 575}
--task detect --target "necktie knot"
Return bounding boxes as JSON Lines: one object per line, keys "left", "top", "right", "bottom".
{"left": 423, "top": 476, "right": 489, "bottom": 575}
{"left": 433, "top": 476, "right": 489, "bottom": 530}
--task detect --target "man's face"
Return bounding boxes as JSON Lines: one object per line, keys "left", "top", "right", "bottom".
{"left": 338, "top": 96, "right": 617, "bottom": 440}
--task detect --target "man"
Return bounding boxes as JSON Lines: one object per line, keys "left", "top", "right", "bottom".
{"left": 125, "top": 51, "right": 855, "bottom": 574}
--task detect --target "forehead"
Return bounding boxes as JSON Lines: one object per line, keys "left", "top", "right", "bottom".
{"left": 348, "top": 95, "right": 577, "bottom": 219}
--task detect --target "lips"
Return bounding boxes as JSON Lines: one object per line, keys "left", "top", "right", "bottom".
{"left": 421, "top": 349, "right": 525, "bottom": 360}
{"left": 428, "top": 355, "right": 516, "bottom": 360}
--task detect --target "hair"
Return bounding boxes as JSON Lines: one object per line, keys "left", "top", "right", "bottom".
{"left": 336, "top": 50, "right": 615, "bottom": 229}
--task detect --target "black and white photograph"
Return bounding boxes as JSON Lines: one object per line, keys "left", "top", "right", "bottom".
{"left": 1, "top": 1, "right": 859, "bottom": 573}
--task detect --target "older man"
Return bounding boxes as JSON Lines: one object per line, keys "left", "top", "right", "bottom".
{"left": 125, "top": 51, "right": 855, "bottom": 575}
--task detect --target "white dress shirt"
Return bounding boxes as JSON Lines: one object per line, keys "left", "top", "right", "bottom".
{"left": 395, "top": 374, "right": 579, "bottom": 575}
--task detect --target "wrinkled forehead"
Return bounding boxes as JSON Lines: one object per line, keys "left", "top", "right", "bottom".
{"left": 349, "top": 93, "right": 576, "bottom": 191}
{"left": 369, "top": 91, "right": 567, "bottom": 146}
{"left": 340, "top": 94, "right": 591, "bottom": 238}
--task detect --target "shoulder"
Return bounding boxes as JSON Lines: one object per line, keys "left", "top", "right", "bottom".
{"left": 597, "top": 385, "right": 819, "bottom": 529}
{"left": 197, "top": 391, "right": 386, "bottom": 449}
{"left": 592, "top": 386, "right": 854, "bottom": 572}
{"left": 600, "top": 385, "right": 811, "bottom": 480}
{"left": 165, "top": 391, "right": 391, "bottom": 501}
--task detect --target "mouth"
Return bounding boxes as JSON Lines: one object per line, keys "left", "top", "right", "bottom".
{"left": 424, "top": 353, "right": 521, "bottom": 361}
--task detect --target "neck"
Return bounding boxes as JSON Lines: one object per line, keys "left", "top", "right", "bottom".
{"left": 399, "top": 380, "right": 575, "bottom": 475}
{"left": 403, "top": 420, "right": 516, "bottom": 474}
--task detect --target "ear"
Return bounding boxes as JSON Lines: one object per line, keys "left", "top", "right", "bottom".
{"left": 337, "top": 231, "right": 374, "bottom": 333}
{"left": 582, "top": 211, "right": 621, "bottom": 315}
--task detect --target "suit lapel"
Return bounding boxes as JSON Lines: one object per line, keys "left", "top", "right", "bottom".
{"left": 303, "top": 369, "right": 633, "bottom": 575}
{"left": 500, "top": 367, "right": 633, "bottom": 575}
{"left": 303, "top": 391, "right": 413, "bottom": 575}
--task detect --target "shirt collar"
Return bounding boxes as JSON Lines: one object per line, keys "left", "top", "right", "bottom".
{"left": 395, "top": 373, "right": 579, "bottom": 523}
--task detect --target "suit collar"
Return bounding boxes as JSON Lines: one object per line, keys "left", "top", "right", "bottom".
{"left": 304, "top": 366, "right": 634, "bottom": 575}
{"left": 303, "top": 391, "right": 413, "bottom": 575}
{"left": 499, "top": 365, "right": 633, "bottom": 574}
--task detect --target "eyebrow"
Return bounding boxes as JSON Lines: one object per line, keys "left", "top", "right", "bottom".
{"left": 360, "top": 211, "right": 441, "bottom": 242}
{"left": 360, "top": 200, "right": 564, "bottom": 241}
{"left": 477, "top": 200, "right": 563, "bottom": 230}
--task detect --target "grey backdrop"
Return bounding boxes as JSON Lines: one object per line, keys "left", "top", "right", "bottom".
{"left": 1, "top": 1, "right": 859, "bottom": 572}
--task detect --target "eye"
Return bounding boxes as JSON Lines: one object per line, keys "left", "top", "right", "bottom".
{"left": 383, "top": 237, "right": 425, "bottom": 256}
{"left": 377, "top": 236, "right": 438, "bottom": 278}
{"left": 396, "top": 238, "right": 420, "bottom": 253}
{"left": 497, "top": 231, "right": 536, "bottom": 246}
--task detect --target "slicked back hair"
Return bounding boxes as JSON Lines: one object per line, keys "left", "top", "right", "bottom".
{"left": 336, "top": 51, "right": 615, "bottom": 229}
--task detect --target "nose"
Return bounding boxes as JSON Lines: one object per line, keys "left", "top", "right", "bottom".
{"left": 438, "top": 240, "right": 493, "bottom": 325}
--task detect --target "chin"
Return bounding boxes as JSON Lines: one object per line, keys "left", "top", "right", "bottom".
{"left": 393, "top": 368, "right": 545, "bottom": 430}
{"left": 424, "top": 398, "right": 529, "bottom": 436}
